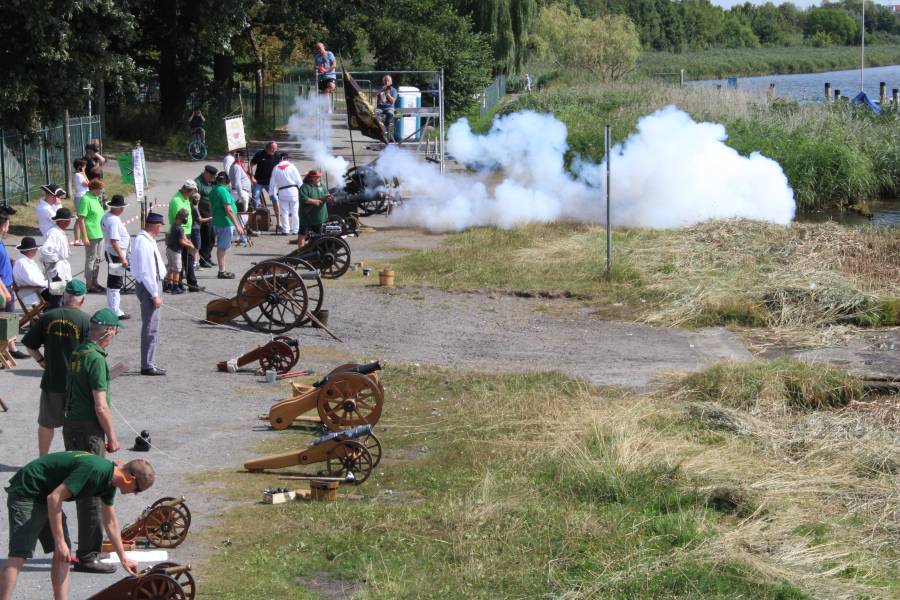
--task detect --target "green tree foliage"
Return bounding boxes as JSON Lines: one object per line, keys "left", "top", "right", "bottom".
{"left": 456, "top": 0, "right": 538, "bottom": 74}
{"left": 535, "top": 4, "right": 641, "bottom": 81}
{"left": 804, "top": 7, "right": 860, "bottom": 45}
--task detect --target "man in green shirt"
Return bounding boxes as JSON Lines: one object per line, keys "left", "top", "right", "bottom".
{"left": 195, "top": 165, "right": 217, "bottom": 267}
{"left": 22, "top": 280, "right": 91, "bottom": 456}
{"left": 209, "top": 171, "right": 245, "bottom": 280}
{"left": 62, "top": 308, "right": 122, "bottom": 573}
{"left": 168, "top": 180, "right": 203, "bottom": 292}
{"left": 298, "top": 170, "right": 332, "bottom": 249}
{"left": 76, "top": 179, "right": 106, "bottom": 293}
{"left": 0, "top": 452, "right": 155, "bottom": 600}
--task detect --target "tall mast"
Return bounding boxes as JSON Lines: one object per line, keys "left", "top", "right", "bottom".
{"left": 860, "top": 0, "right": 865, "bottom": 92}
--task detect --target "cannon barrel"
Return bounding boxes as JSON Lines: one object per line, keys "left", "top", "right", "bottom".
{"left": 313, "top": 361, "right": 382, "bottom": 388}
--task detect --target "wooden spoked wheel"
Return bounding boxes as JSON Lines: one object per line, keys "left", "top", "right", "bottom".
{"left": 258, "top": 341, "right": 297, "bottom": 374}
{"left": 152, "top": 563, "right": 196, "bottom": 600}
{"left": 317, "top": 372, "right": 384, "bottom": 431}
{"left": 360, "top": 432, "right": 382, "bottom": 468}
{"left": 308, "top": 236, "right": 351, "bottom": 279}
{"left": 273, "top": 335, "right": 301, "bottom": 366}
{"left": 326, "top": 440, "right": 374, "bottom": 484}
{"left": 326, "top": 364, "right": 383, "bottom": 395}
{"left": 277, "top": 257, "right": 324, "bottom": 325}
{"left": 237, "top": 261, "right": 309, "bottom": 333}
{"left": 134, "top": 573, "right": 186, "bottom": 600}
{"left": 144, "top": 505, "right": 190, "bottom": 548}
{"left": 150, "top": 497, "right": 192, "bottom": 526}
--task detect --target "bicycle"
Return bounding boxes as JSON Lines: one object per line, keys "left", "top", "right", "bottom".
{"left": 187, "top": 127, "right": 208, "bottom": 160}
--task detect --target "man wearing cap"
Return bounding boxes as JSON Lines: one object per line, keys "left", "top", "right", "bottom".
{"left": 61, "top": 307, "right": 122, "bottom": 573}
{"left": 76, "top": 179, "right": 106, "bottom": 293}
{"left": 40, "top": 208, "right": 74, "bottom": 308}
{"left": 130, "top": 213, "right": 166, "bottom": 376}
{"left": 195, "top": 165, "right": 218, "bottom": 267}
{"left": 210, "top": 172, "right": 245, "bottom": 279}
{"left": 36, "top": 184, "right": 66, "bottom": 237}
{"left": 22, "top": 280, "right": 91, "bottom": 455}
{"left": 250, "top": 141, "right": 283, "bottom": 233}
{"left": 168, "top": 180, "right": 203, "bottom": 292}
{"left": 0, "top": 452, "right": 154, "bottom": 599}
{"left": 100, "top": 195, "right": 131, "bottom": 320}
{"left": 297, "top": 170, "right": 333, "bottom": 248}
{"left": 12, "top": 236, "right": 49, "bottom": 306}
{"left": 268, "top": 154, "right": 304, "bottom": 236}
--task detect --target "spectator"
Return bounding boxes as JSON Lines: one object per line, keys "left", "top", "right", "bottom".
{"left": 71, "top": 160, "right": 89, "bottom": 245}
{"left": 22, "top": 280, "right": 90, "bottom": 456}
{"left": 167, "top": 180, "right": 203, "bottom": 292}
{"left": 12, "top": 237, "right": 49, "bottom": 306}
{"left": 194, "top": 165, "right": 217, "bottom": 267}
{"left": 189, "top": 107, "right": 205, "bottom": 143}
{"left": 100, "top": 195, "right": 131, "bottom": 320}
{"left": 314, "top": 42, "right": 337, "bottom": 111}
{"left": 40, "top": 208, "right": 74, "bottom": 308}
{"left": 84, "top": 142, "right": 106, "bottom": 175}
{"left": 229, "top": 151, "right": 252, "bottom": 212}
{"left": 268, "top": 154, "right": 303, "bottom": 236}
{"left": 189, "top": 192, "right": 207, "bottom": 270}
{"left": 223, "top": 150, "right": 236, "bottom": 176}
{"left": 0, "top": 214, "right": 27, "bottom": 359}
{"left": 250, "top": 142, "right": 282, "bottom": 232}
{"left": 76, "top": 179, "right": 106, "bottom": 293}
{"left": 164, "top": 209, "right": 195, "bottom": 294}
{"left": 130, "top": 212, "right": 166, "bottom": 376}
{"left": 524, "top": 73, "right": 532, "bottom": 93}
{"left": 375, "top": 75, "right": 398, "bottom": 143}
{"left": 297, "top": 170, "right": 332, "bottom": 249}
{"left": 36, "top": 184, "right": 66, "bottom": 237}
{"left": 210, "top": 171, "right": 244, "bottom": 279}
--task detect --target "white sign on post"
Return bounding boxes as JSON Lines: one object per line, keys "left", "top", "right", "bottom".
{"left": 225, "top": 116, "right": 246, "bottom": 151}
{"left": 132, "top": 147, "right": 145, "bottom": 202}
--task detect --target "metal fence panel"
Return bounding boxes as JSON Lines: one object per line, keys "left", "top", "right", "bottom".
{"left": 480, "top": 74, "right": 507, "bottom": 118}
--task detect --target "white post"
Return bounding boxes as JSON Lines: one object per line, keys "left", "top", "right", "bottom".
{"left": 860, "top": 1, "right": 865, "bottom": 92}
{"left": 439, "top": 68, "right": 445, "bottom": 175}
{"left": 605, "top": 125, "right": 612, "bottom": 277}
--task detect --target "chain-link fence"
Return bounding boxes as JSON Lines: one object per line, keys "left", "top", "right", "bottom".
{"left": 480, "top": 74, "right": 507, "bottom": 118}
{"left": 1, "top": 115, "right": 101, "bottom": 207}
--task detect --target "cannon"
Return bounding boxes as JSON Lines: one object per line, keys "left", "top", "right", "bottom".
{"left": 205, "top": 258, "right": 325, "bottom": 333}
{"left": 335, "top": 164, "right": 400, "bottom": 217}
{"left": 262, "top": 361, "right": 383, "bottom": 431}
{"left": 119, "top": 496, "right": 191, "bottom": 549}
{"left": 244, "top": 424, "right": 381, "bottom": 484}
{"left": 87, "top": 562, "right": 196, "bottom": 600}
{"left": 284, "top": 234, "right": 352, "bottom": 280}
{"left": 217, "top": 335, "right": 300, "bottom": 375}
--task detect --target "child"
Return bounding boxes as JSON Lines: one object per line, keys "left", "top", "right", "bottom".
{"left": 190, "top": 192, "right": 210, "bottom": 269}
{"left": 164, "top": 209, "right": 195, "bottom": 294}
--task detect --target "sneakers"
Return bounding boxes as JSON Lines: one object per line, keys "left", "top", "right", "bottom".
{"left": 171, "top": 286, "right": 185, "bottom": 295}
{"left": 117, "top": 313, "right": 132, "bottom": 320}
{"left": 193, "top": 261, "right": 201, "bottom": 269}
{"left": 9, "top": 350, "right": 29, "bottom": 360}
{"left": 187, "top": 284, "right": 206, "bottom": 292}
{"left": 217, "top": 271, "right": 235, "bottom": 279}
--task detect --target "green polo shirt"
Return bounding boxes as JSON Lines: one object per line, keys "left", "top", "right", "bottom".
{"left": 7, "top": 451, "right": 117, "bottom": 506}
{"left": 21, "top": 307, "right": 92, "bottom": 393}
{"left": 194, "top": 175, "right": 214, "bottom": 216}
{"left": 168, "top": 191, "right": 192, "bottom": 233}
{"left": 210, "top": 184, "right": 238, "bottom": 228}
{"left": 78, "top": 192, "right": 105, "bottom": 240}
{"left": 299, "top": 182, "right": 329, "bottom": 226}
{"left": 65, "top": 341, "right": 110, "bottom": 424}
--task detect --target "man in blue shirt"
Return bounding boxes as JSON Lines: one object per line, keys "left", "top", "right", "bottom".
{"left": 314, "top": 42, "right": 337, "bottom": 111}
{"left": 375, "top": 75, "right": 398, "bottom": 143}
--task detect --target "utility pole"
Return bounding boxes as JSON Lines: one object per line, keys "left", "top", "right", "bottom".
{"left": 83, "top": 83, "right": 94, "bottom": 142}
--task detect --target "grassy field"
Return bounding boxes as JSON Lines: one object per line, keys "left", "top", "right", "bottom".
{"left": 639, "top": 44, "right": 900, "bottom": 81}
{"left": 481, "top": 81, "right": 900, "bottom": 211}
{"left": 392, "top": 220, "right": 899, "bottom": 333}
{"left": 196, "top": 360, "right": 898, "bottom": 598}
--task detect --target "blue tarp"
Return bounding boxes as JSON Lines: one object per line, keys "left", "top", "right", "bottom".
{"left": 852, "top": 91, "right": 881, "bottom": 114}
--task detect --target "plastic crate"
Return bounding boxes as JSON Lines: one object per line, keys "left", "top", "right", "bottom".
{"left": 0, "top": 313, "right": 20, "bottom": 339}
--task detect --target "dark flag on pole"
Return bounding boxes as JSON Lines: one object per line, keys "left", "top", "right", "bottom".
{"left": 343, "top": 68, "right": 389, "bottom": 144}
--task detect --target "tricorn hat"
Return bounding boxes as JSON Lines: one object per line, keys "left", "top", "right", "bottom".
{"left": 40, "top": 184, "right": 67, "bottom": 198}
{"left": 16, "top": 236, "right": 39, "bottom": 252}
{"left": 106, "top": 194, "right": 127, "bottom": 208}
{"left": 52, "top": 207, "right": 74, "bottom": 221}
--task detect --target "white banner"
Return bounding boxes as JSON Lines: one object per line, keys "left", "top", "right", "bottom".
{"left": 132, "top": 147, "right": 145, "bottom": 202}
{"left": 225, "top": 116, "right": 246, "bottom": 151}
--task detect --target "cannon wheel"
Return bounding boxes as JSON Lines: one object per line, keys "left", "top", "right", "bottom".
{"left": 360, "top": 432, "right": 382, "bottom": 468}
{"left": 152, "top": 563, "right": 196, "bottom": 600}
{"left": 134, "top": 573, "right": 186, "bottom": 600}
{"left": 258, "top": 340, "right": 297, "bottom": 374}
{"left": 150, "top": 497, "right": 193, "bottom": 525}
{"left": 237, "top": 260, "right": 309, "bottom": 333}
{"left": 326, "top": 363, "right": 383, "bottom": 395}
{"left": 307, "top": 237, "right": 351, "bottom": 279}
{"left": 276, "top": 257, "right": 324, "bottom": 326}
{"left": 273, "top": 335, "right": 301, "bottom": 368}
{"left": 318, "top": 372, "right": 384, "bottom": 431}
{"left": 144, "top": 505, "right": 190, "bottom": 549}
{"left": 326, "top": 440, "right": 374, "bottom": 484}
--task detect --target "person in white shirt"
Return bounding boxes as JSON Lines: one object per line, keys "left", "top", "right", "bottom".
{"left": 36, "top": 184, "right": 65, "bottom": 237}
{"left": 39, "top": 208, "right": 73, "bottom": 308}
{"left": 12, "top": 237, "right": 49, "bottom": 307}
{"left": 268, "top": 154, "right": 303, "bottom": 235}
{"left": 130, "top": 212, "right": 167, "bottom": 376}
{"left": 101, "top": 195, "right": 131, "bottom": 321}
{"left": 229, "top": 152, "right": 252, "bottom": 213}
{"left": 223, "top": 151, "right": 236, "bottom": 177}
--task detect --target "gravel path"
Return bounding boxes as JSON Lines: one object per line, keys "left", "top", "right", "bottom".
{"left": 0, "top": 158, "right": 751, "bottom": 598}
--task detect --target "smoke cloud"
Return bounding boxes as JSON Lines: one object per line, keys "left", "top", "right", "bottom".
{"left": 286, "top": 96, "right": 349, "bottom": 186}
{"left": 381, "top": 105, "right": 796, "bottom": 231}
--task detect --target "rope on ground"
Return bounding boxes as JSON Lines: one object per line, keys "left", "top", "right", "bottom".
{"left": 161, "top": 301, "right": 274, "bottom": 340}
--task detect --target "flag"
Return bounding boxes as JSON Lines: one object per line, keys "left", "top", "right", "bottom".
{"left": 343, "top": 68, "right": 389, "bottom": 144}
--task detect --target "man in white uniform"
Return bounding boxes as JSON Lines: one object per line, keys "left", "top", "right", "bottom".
{"left": 101, "top": 195, "right": 131, "bottom": 320}
{"left": 229, "top": 152, "right": 252, "bottom": 213}
{"left": 268, "top": 154, "right": 303, "bottom": 236}
{"left": 12, "top": 237, "right": 49, "bottom": 306}
{"left": 130, "top": 212, "right": 167, "bottom": 376}
{"left": 39, "top": 208, "right": 73, "bottom": 308}
{"left": 36, "top": 184, "right": 65, "bottom": 237}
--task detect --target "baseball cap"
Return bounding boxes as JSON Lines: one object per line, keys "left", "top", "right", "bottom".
{"left": 65, "top": 280, "right": 87, "bottom": 296}
{"left": 182, "top": 179, "right": 198, "bottom": 191}
{"left": 91, "top": 308, "right": 121, "bottom": 327}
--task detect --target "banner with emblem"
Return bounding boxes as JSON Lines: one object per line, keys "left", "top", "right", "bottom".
{"left": 343, "top": 69, "right": 389, "bottom": 144}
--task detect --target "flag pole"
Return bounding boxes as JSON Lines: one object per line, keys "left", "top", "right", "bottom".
{"left": 341, "top": 67, "right": 359, "bottom": 173}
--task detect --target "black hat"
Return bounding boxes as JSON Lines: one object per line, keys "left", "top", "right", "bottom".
{"left": 132, "top": 430, "right": 151, "bottom": 452}
{"left": 215, "top": 171, "right": 229, "bottom": 183}
{"left": 145, "top": 212, "right": 165, "bottom": 225}
{"left": 85, "top": 143, "right": 99, "bottom": 152}
{"left": 204, "top": 165, "right": 218, "bottom": 175}
{"left": 53, "top": 207, "right": 74, "bottom": 221}
{"left": 40, "top": 184, "right": 67, "bottom": 198}
{"left": 106, "top": 194, "right": 127, "bottom": 208}
{"left": 16, "top": 236, "right": 39, "bottom": 252}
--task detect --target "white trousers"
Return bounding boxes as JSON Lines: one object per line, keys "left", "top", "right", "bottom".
{"left": 279, "top": 197, "right": 300, "bottom": 235}
{"left": 107, "top": 288, "right": 122, "bottom": 316}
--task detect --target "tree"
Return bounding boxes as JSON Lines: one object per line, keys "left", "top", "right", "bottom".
{"left": 535, "top": 4, "right": 641, "bottom": 81}
{"left": 456, "top": 0, "right": 538, "bottom": 74}
{"left": 805, "top": 7, "right": 859, "bottom": 45}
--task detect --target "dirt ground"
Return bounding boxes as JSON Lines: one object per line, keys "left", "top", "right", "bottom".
{"left": 0, "top": 156, "right": 893, "bottom": 599}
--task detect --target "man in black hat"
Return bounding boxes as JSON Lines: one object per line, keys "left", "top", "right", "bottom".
{"left": 100, "top": 195, "right": 131, "bottom": 320}
{"left": 36, "top": 184, "right": 66, "bottom": 238}
{"left": 130, "top": 213, "right": 166, "bottom": 376}
{"left": 194, "top": 165, "right": 218, "bottom": 267}
{"left": 12, "top": 237, "right": 50, "bottom": 308}
{"left": 40, "top": 208, "right": 74, "bottom": 309}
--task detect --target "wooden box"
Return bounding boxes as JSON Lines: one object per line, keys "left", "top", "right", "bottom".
{"left": 0, "top": 313, "right": 20, "bottom": 339}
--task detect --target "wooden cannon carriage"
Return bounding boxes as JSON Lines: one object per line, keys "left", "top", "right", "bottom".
{"left": 262, "top": 361, "right": 383, "bottom": 431}
{"left": 244, "top": 424, "right": 381, "bottom": 484}
{"left": 217, "top": 335, "right": 300, "bottom": 375}
{"left": 119, "top": 497, "right": 191, "bottom": 549}
{"left": 205, "top": 258, "right": 324, "bottom": 334}
{"left": 87, "top": 562, "right": 195, "bottom": 600}
{"left": 285, "top": 235, "right": 352, "bottom": 280}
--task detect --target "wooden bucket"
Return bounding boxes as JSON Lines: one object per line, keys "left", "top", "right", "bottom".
{"left": 379, "top": 269, "right": 395, "bottom": 286}
{"left": 310, "top": 479, "right": 340, "bottom": 501}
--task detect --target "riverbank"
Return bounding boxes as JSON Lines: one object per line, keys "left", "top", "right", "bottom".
{"left": 639, "top": 44, "right": 900, "bottom": 81}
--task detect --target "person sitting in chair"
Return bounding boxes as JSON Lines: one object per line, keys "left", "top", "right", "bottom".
{"left": 375, "top": 75, "right": 398, "bottom": 143}
{"left": 40, "top": 208, "right": 74, "bottom": 309}
{"left": 12, "top": 237, "right": 50, "bottom": 307}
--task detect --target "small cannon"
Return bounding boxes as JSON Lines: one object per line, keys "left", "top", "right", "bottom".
{"left": 87, "top": 562, "right": 195, "bottom": 600}
{"left": 120, "top": 497, "right": 191, "bottom": 549}
{"left": 244, "top": 424, "right": 381, "bottom": 484}
{"left": 217, "top": 335, "right": 300, "bottom": 375}
{"left": 262, "top": 361, "right": 383, "bottom": 431}
{"left": 205, "top": 258, "right": 325, "bottom": 333}
{"left": 285, "top": 235, "right": 352, "bottom": 279}
{"left": 336, "top": 164, "right": 400, "bottom": 217}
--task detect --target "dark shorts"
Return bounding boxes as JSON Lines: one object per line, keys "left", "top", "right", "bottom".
{"left": 318, "top": 78, "right": 336, "bottom": 92}
{"left": 38, "top": 390, "right": 66, "bottom": 429}
{"left": 106, "top": 252, "right": 124, "bottom": 290}
{"left": 6, "top": 489, "right": 71, "bottom": 559}
{"left": 299, "top": 224, "right": 323, "bottom": 238}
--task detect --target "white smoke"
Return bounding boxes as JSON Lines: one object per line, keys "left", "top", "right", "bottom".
{"left": 381, "top": 105, "right": 796, "bottom": 231}
{"left": 286, "top": 96, "right": 348, "bottom": 186}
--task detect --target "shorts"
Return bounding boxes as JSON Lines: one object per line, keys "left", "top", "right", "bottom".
{"left": 318, "top": 77, "right": 336, "bottom": 92}
{"left": 215, "top": 226, "right": 233, "bottom": 250}
{"left": 299, "top": 223, "right": 323, "bottom": 238}
{"left": 166, "top": 248, "right": 182, "bottom": 273}
{"left": 38, "top": 390, "right": 66, "bottom": 429}
{"left": 6, "top": 489, "right": 71, "bottom": 559}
